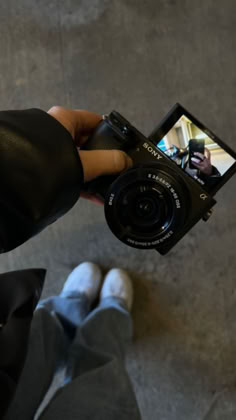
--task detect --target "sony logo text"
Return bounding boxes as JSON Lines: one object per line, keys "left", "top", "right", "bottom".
{"left": 142, "top": 143, "right": 162, "bottom": 160}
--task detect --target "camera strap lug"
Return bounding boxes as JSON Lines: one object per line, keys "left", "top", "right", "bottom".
{"left": 202, "top": 208, "right": 213, "bottom": 222}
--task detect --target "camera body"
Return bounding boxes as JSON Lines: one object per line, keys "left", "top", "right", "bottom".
{"left": 81, "top": 111, "right": 216, "bottom": 255}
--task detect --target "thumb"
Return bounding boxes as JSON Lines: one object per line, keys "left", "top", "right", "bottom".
{"left": 79, "top": 150, "right": 133, "bottom": 182}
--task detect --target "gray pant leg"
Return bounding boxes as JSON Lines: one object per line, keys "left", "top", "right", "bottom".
{"left": 4, "top": 294, "right": 89, "bottom": 420}
{"left": 39, "top": 298, "right": 142, "bottom": 420}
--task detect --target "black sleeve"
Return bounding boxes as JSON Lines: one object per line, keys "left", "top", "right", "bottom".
{"left": 0, "top": 268, "right": 46, "bottom": 418}
{"left": 211, "top": 165, "right": 221, "bottom": 177}
{"left": 198, "top": 165, "right": 221, "bottom": 190}
{"left": 0, "top": 108, "right": 84, "bottom": 252}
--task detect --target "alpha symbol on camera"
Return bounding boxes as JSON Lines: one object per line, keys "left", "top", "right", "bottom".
{"left": 200, "top": 193, "right": 208, "bottom": 200}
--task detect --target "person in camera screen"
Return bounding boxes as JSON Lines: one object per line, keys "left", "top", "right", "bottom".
{"left": 187, "top": 145, "right": 221, "bottom": 189}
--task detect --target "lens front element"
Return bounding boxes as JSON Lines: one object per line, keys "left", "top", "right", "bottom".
{"left": 104, "top": 165, "right": 187, "bottom": 249}
{"left": 120, "top": 183, "right": 170, "bottom": 234}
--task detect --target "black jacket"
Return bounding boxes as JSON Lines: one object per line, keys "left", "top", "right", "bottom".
{"left": 0, "top": 108, "right": 84, "bottom": 417}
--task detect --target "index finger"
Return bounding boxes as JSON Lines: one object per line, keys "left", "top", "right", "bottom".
{"left": 72, "top": 109, "right": 103, "bottom": 136}
{"left": 194, "top": 152, "right": 204, "bottom": 160}
{"left": 204, "top": 147, "right": 211, "bottom": 159}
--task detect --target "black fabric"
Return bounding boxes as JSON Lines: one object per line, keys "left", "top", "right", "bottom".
{"left": 0, "top": 108, "right": 84, "bottom": 252}
{"left": 0, "top": 269, "right": 46, "bottom": 418}
{"left": 198, "top": 165, "right": 221, "bottom": 190}
{"left": 0, "top": 108, "right": 85, "bottom": 416}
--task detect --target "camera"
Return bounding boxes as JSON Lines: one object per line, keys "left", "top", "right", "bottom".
{"left": 81, "top": 104, "right": 236, "bottom": 255}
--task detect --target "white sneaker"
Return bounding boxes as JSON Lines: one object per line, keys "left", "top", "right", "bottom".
{"left": 61, "top": 262, "right": 102, "bottom": 303}
{"left": 100, "top": 268, "right": 133, "bottom": 311}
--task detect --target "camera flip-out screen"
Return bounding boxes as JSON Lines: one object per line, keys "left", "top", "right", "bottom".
{"left": 149, "top": 104, "right": 236, "bottom": 195}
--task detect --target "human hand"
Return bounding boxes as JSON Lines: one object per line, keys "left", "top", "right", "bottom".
{"left": 47, "top": 106, "right": 133, "bottom": 204}
{"left": 191, "top": 148, "right": 212, "bottom": 176}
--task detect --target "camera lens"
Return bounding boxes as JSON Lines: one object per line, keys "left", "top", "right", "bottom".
{"left": 120, "top": 184, "right": 169, "bottom": 234}
{"left": 136, "top": 197, "right": 157, "bottom": 218}
{"left": 104, "top": 164, "right": 187, "bottom": 249}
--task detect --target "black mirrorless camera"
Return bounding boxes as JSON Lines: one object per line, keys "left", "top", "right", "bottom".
{"left": 81, "top": 104, "right": 236, "bottom": 255}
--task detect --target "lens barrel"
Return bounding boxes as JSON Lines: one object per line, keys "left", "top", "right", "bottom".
{"left": 104, "top": 164, "right": 187, "bottom": 249}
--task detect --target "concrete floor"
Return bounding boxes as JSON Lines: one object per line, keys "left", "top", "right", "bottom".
{"left": 1, "top": 1, "right": 236, "bottom": 418}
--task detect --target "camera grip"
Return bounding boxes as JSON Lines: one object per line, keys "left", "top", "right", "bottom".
{"left": 80, "top": 120, "right": 123, "bottom": 200}
{"left": 81, "top": 120, "right": 126, "bottom": 152}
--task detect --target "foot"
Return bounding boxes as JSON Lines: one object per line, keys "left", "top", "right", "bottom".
{"left": 61, "top": 262, "right": 102, "bottom": 304}
{"left": 100, "top": 268, "right": 133, "bottom": 311}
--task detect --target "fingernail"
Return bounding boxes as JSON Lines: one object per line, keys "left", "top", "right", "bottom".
{"left": 127, "top": 156, "right": 133, "bottom": 168}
